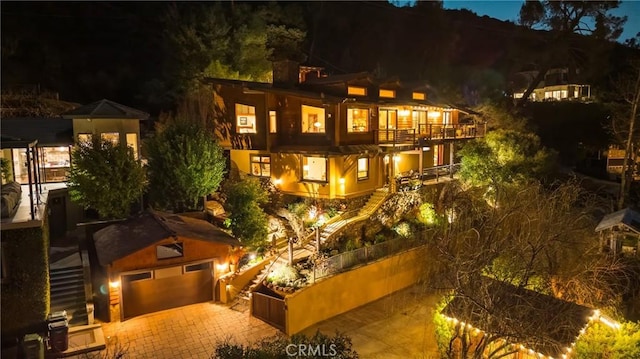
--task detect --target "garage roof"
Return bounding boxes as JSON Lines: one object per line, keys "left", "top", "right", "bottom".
{"left": 93, "top": 211, "right": 239, "bottom": 266}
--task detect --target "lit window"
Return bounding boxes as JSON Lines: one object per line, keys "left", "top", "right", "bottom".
{"left": 101, "top": 132, "right": 119, "bottom": 145}
{"left": 250, "top": 155, "right": 271, "bottom": 177}
{"left": 236, "top": 103, "right": 257, "bottom": 134}
{"left": 379, "top": 89, "right": 395, "bottom": 98}
{"left": 412, "top": 111, "right": 427, "bottom": 130}
{"left": 561, "top": 90, "right": 568, "bottom": 98}
{"left": 412, "top": 92, "right": 425, "bottom": 100}
{"left": 126, "top": 133, "right": 138, "bottom": 159}
{"left": 347, "top": 108, "right": 369, "bottom": 132}
{"left": 302, "top": 156, "right": 327, "bottom": 181}
{"left": 157, "top": 243, "right": 183, "bottom": 260}
{"left": 513, "top": 92, "right": 524, "bottom": 99}
{"left": 357, "top": 157, "right": 369, "bottom": 180}
{"left": 269, "top": 111, "right": 277, "bottom": 133}
{"left": 302, "top": 105, "right": 325, "bottom": 133}
{"left": 78, "top": 133, "right": 92, "bottom": 143}
{"left": 347, "top": 86, "right": 366, "bottom": 96}
{"left": 443, "top": 112, "right": 452, "bottom": 125}
{"left": 40, "top": 147, "right": 70, "bottom": 182}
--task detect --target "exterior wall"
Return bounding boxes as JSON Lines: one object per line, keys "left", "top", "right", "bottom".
{"left": 109, "top": 236, "right": 233, "bottom": 275}
{"left": 229, "top": 149, "right": 269, "bottom": 177}
{"left": 271, "top": 153, "right": 332, "bottom": 199}
{"left": 285, "top": 245, "right": 427, "bottom": 335}
{"left": 214, "top": 85, "right": 268, "bottom": 150}
{"left": 72, "top": 118, "right": 140, "bottom": 145}
{"left": 218, "top": 257, "right": 271, "bottom": 303}
{"left": 333, "top": 154, "right": 382, "bottom": 199}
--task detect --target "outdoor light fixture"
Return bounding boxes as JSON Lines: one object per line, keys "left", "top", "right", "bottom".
{"left": 249, "top": 253, "right": 256, "bottom": 260}
{"left": 109, "top": 280, "right": 120, "bottom": 289}
{"left": 422, "top": 147, "right": 430, "bottom": 151}
{"left": 274, "top": 178, "right": 282, "bottom": 185}
{"left": 393, "top": 155, "right": 400, "bottom": 163}
{"left": 216, "top": 263, "right": 228, "bottom": 271}
{"left": 339, "top": 178, "right": 345, "bottom": 184}
{"left": 384, "top": 155, "right": 390, "bottom": 164}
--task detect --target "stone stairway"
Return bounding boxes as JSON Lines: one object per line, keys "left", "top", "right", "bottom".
{"left": 50, "top": 266, "right": 89, "bottom": 326}
{"left": 318, "top": 189, "right": 389, "bottom": 244}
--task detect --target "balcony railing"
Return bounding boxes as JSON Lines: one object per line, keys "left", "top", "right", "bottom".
{"left": 375, "top": 123, "right": 486, "bottom": 146}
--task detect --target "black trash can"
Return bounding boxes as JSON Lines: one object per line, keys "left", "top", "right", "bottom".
{"left": 48, "top": 320, "right": 69, "bottom": 352}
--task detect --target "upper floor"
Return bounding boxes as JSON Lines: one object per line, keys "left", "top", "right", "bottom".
{"left": 205, "top": 61, "right": 485, "bottom": 153}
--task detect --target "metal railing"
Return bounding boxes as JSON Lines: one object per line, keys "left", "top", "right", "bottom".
{"left": 312, "top": 237, "right": 424, "bottom": 281}
{"left": 375, "top": 123, "right": 486, "bottom": 146}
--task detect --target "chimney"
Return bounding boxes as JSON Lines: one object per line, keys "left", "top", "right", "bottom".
{"left": 272, "top": 60, "right": 300, "bottom": 88}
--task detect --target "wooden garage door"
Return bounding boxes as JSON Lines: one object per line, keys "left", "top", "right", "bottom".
{"left": 121, "top": 262, "right": 213, "bottom": 320}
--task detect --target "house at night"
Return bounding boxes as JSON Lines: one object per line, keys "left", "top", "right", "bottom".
{"left": 606, "top": 145, "right": 640, "bottom": 182}
{"left": 511, "top": 68, "right": 592, "bottom": 102}
{"left": 205, "top": 61, "right": 485, "bottom": 200}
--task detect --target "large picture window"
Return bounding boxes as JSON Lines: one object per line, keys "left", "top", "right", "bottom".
{"left": 236, "top": 104, "right": 257, "bottom": 134}
{"left": 357, "top": 157, "right": 369, "bottom": 180}
{"left": 347, "top": 108, "right": 369, "bottom": 133}
{"left": 302, "top": 156, "right": 327, "bottom": 181}
{"left": 41, "top": 147, "right": 71, "bottom": 182}
{"left": 251, "top": 155, "right": 271, "bottom": 177}
{"left": 302, "top": 105, "right": 325, "bottom": 133}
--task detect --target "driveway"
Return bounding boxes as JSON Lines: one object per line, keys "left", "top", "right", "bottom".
{"left": 99, "top": 302, "right": 279, "bottom": 359}
{"left": 95, "top": 284, "right": 441, "bottom": 359}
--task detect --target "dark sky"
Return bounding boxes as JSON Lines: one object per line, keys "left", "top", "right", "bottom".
{"left": 440, "top": 1, "right": 640, "bottom": 42}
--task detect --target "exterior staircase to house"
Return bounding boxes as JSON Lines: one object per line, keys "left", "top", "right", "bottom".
{"left": 50, "top": 266, "right": 89, "bottom": 326}
{"left": 230, "top": 189, "right": 389, "bottom": 310}
{"left": 318, "top": 189, "right": 389, "bottom": 244}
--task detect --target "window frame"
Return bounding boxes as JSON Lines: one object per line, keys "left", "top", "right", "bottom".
{"left": 269, "top": 110, "right": 277, "bottom": 133}
{"left": 357, "top": 157, "right": 369, "bottom": 181}
{"left": 301, "top": 155, "right": 328, "bottom": 182}
{"left": 235, "top": 103, "right": 257, "bottom": 134}
{"left": 347, "top": 107, "right": 370, "bottom": 133}
{"left": 301, "top": 105, "right": 326, "bottom": 134}
{"left": 156, "top": 242, "right": 184, "bottom": 260}
{"left": 100, "top": 132, "right": 120, "bottom": 145}
{"left": 250, "top": 154, "right": 271, "bottom": 177}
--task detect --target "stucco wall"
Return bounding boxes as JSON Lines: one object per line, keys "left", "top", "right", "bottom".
{"left": 285, "top": 245, "right": 427, "bottom": 335}
{"left": 109, "top": 236, "right": 232, "bottom": 274}
{"left": 219, "top": 257, "right": 271, "bottom": 303}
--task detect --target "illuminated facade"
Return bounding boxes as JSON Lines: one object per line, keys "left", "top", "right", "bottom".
{"left": 206, "top": 62, "right": 486, "bottom": 199}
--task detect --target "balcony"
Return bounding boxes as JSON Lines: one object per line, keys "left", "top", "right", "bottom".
{"left": 375, "top": 123, "right": 486, "bottom": 147}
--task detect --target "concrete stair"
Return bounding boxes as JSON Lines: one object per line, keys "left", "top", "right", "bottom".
{"left": 50, "top": 266, "right": 89, "bottom": 326}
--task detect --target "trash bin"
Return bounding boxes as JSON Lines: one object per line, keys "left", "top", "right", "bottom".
{"left": 47, "top": 310, "right": 68, "bottom": 324}
{"left": 48, "top": 320, "right": 69, "bottom": 352}
{"left": 22, "top": 333, "right": 44, "bottom": 359}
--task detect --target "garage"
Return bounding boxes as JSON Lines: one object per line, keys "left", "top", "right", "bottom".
{"left": 121, "top": 261, "right": 214, "bottom": 319}
{"left": 93, "top": 210, "right": 240, "bottom": 321}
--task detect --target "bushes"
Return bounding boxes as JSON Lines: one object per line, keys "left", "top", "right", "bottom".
{"left": 212, "top": 331, "right": 359, "bottom": 359}
{"left": 1, "top": 222, "right": 50, "bottom": 337}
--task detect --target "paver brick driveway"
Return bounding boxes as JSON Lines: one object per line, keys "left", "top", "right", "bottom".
{"left": 100, "top": 302, "right": 279, "bottom": 359}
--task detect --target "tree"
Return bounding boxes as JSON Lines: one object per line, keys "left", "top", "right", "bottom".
{"left": 516, "top": 1, "right": 626, "bottom": 106}
{"left": 608, "top": 58, "right": 640, "bottom": 209}
{"left": 223, "top": 176, "right": 269, "bottom": 249}
{"left": 575, "top": 321, "right": 640, "bottom": 359}
{"left": 457, "top": 129, "right": 557, "bottom": 189}
{"left": 427, "top": 181, "right": 634, "bottom": 358}
{"left": 67, "top": 138, "right": 145, "bottom": 219}
{"left": 145, "top": 121, "right": 226, "bottom": 212}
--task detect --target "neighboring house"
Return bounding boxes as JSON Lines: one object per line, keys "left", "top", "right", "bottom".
{"left": 441, "top": 277, "right": 604, "bottom": 359}
{"left": 93, "top": 210, "right": 240, "bottom": 321}
{"left": 606, "top": 145, "right": 640, "bottom": 181}
{"left": 511, "top": 68, "right": 592, "bottom": 102}
{"left": 595, "top": 207, "right": 640, "bottom": 256}
{"left": 205, "top": 61, "right": 485, "bottom": 199}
